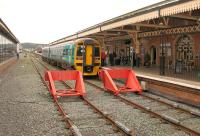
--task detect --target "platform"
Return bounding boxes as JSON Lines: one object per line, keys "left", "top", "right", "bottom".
{"left": 0, "top": 55, "right": 71, "bottom": 135}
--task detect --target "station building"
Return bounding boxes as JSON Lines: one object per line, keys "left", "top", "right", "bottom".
{"left": 0, "top": 18, "right": 19, "bottom": 75}
{"left": 50, "top": 0, "right": 200, "bottom": 81}
{"left": 0, "top": 18, "right": 19, "bottom": 64}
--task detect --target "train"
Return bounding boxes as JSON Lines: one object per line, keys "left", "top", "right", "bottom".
{"left": 42, "top": 38, "right": 101, "bottom": 76}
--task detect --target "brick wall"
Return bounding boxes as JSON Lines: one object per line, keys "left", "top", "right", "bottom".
{"left": 137, "top": 33, "right": 200, "bottom": 67}
{"left": 104, "top": 33, "right": 200, "bottom": 68}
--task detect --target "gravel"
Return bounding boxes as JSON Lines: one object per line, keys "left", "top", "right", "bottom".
{"left": 0, "top": 55, "right": 72, "bottom": 136}
{"left": 32, "top": 58, "right": 199, "bottom": 136}
{"left": 58, "top": 97, "right": 124, "bottom": 136}
{"left": 83, "top": 79, "right": 190, "bottom": 136}
{"left": 35, "top": 60, "right": 126, "bottom": 136}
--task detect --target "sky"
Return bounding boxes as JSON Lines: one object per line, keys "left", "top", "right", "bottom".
{"left": 0, "top": 0, "right": 162, "bottom": 44}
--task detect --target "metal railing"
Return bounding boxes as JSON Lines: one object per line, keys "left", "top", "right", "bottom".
{"left": 165, "top": 59, "right": 200, "bottom": 81}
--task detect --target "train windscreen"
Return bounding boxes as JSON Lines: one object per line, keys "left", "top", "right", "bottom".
{"left": 77, "top": 46, "right": 83, "bottom": 56}
{"left": 94, "top": 47, "right": 100, "bottom": 57}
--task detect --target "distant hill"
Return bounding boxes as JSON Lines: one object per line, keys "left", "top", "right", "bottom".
{"left": 21, "top": 43, "right": 47, "bottom": 49}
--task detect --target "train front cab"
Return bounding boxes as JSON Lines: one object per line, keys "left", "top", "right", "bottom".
{"left": 74, "top": 39, "right": 101, "bottom": 76}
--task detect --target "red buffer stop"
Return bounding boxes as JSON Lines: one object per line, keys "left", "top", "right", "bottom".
{"left": 45, "top": 70, "right": 86, "bottom": 99}
{"left": 99, "top": 68, "right": 142, "bottom": 95}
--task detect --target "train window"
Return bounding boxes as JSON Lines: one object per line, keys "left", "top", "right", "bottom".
{"left": 63, "top": 49, "right": 65, "bottom": 55}
{"left": 63, "top": 49, "right": 69, "bottom": 55}
{"left": 77, "top": 46, "right": 82, "bottom": 56}
{"left": 94, "top": 47, "right": 100, "bottom": 57}
{"left": 66, "top": 49, "right": 68, "bottom": 55}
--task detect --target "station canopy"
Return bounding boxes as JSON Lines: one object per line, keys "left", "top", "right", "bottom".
{"left": 0, "top": 18, "right": 19, "bottom": 44}
{"left": 50, "top": 0, "right": 200, "bottom": 45}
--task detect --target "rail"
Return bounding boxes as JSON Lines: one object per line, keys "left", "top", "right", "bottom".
{"left": 31, "top": 55, "right": 134, "bottom": 136}
{"left": 84, "top": 79, "right": 200, "bottom": 136}
{"left": 33, "top": 53, "right": 200, "bottom": 136}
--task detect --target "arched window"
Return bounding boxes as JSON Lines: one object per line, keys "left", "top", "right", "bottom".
{"left": 176, "top": 35, "right": 193, "bottom": 65}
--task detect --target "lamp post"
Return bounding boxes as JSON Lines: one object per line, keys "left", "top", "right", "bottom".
{"left": 160, "top": 31, "right": 165, "bottom": 75}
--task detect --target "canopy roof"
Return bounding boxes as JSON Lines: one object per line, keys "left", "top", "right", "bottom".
{"left": 50, "top": 0, "right": 200, "bottom": 45}
{"left": 0, "top": 18, "right": 19, "bottom": 43}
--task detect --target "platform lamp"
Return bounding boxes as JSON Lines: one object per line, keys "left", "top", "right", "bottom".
{"left": 160, "top": 31, "right": 165, "bottom": 75}
{"left": 80, "top": 45, "right": 85, "bottom": 74}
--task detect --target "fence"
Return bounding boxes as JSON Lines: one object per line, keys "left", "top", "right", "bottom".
{"left": 165, "top": 59, "right": 200, "bottom": 81}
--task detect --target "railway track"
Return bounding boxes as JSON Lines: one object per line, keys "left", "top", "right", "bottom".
{"left": 84, "top": 78, "right": 200, "bottom": 136}
{"left": 32, "top": 55, "right": 200, "bottom": 136}
{"left": 31, "top": 57, "right": 134, "bottom": 136}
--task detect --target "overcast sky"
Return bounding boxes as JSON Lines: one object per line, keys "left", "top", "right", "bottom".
{"left": 0, "top": 0, "right": 162, "bottom": 44}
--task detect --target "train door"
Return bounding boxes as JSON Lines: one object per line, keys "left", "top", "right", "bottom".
{"left": 85, "top": 45, "right": 93, "bottom": 66}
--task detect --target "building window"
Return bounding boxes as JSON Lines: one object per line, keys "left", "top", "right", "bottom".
{"left": 176, "top": 35, "right": 193, "bottom": 62}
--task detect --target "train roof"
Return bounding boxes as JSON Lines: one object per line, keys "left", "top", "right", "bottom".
{"left": 75, "top": 38, "right": 99, "bottom": 45}
{"left": 49, "top": 38, "right": 99, "bottom": 47}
